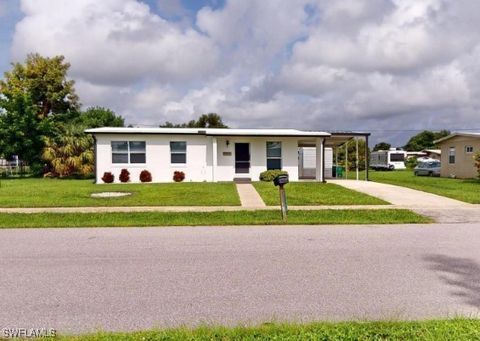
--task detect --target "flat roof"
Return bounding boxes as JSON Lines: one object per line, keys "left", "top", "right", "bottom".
{"left": 434, "top": 132, "right": 480, "bottom": 144}
{"left": 85, "top": 127, "right": 332, "bottom": 137}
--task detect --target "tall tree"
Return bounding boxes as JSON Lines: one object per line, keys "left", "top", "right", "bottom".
{"left": 0, "top": 94, "right": 51, "bottom": 167}
{"left": 0, "top": 54, "right": 79, "bottom": 170}
{"left": 403, "top": 130, "right": 450, "bottom": 151}
{"left": 373, "top": 142, "right": 391, "bottom": 151}
{"left": 0, "top": 53, "right": 79, "bottom": 121}
{"left": 160, "top": 113, "right": 228, "bottom": 128}
{"left": 78, "top": 106, "right": 125, "bottom": 128}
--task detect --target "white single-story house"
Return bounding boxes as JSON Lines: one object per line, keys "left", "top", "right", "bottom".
{"left": 86, "top": 127, "right": 369, "bottom": 183}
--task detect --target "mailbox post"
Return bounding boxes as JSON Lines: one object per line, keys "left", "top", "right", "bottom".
{"left": 273, "top": 174, "right": 289, "bottom": 221}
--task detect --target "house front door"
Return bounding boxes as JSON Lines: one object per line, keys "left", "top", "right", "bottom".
{"left": 235, "top": 143, "right": 250, "bottom": 174}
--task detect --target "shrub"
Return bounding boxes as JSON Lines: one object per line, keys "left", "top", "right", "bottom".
{"left": 102, "top": 172, "right": 114, "bottom": 183}
{"left": 259, "top": 169, "right": 288, "bottom": 182}
{"left": 474, "top": 152, "right": 480, "bottom": 178}
{"left": 405, "top": 156, "right": 418, "bottom": 170}
{"left": 119, "top": 169, "right": 130, "bottom": 183}
{"left": 173, "top": 171, "right": 185, "bottom": 182}
{"left": 140, "top": 170, "right": 152, "bottom": 183}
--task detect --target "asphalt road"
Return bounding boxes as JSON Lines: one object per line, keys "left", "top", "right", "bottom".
{"left": 1, "top": 224, "right": 479, "bottom": 334}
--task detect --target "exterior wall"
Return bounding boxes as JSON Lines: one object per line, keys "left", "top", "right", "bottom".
{"left": 95, "top": 134, "right": 211, "bottom": 183}
{"left": 215, "top": 136, "right": 299, "bottom": 181}
{"left": 94, "top": 134, "right": 306, "bottom": 183}
{"left": 438, "top": 136, "right": 480, "bottom": 178}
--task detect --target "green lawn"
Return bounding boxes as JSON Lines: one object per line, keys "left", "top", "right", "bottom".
{"left": 0, "top": 209, "right": 428, "bottom": 228}
{"left": 254, "top": 182, "right": 388, "bottom": 206}
{"left": 57, "top": 319, "right": 480, "bottom": 341}
{"left": 368, "top": 170, "right": 480, "bottom": 204}
{"left": 0, "top": 178, "right": 240, "bottom": 207}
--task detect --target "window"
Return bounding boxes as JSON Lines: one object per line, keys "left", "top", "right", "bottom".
{"left": 266, "top": 141, "right": 282, "bottom": 170}
{"left": 449, "top": 147, "right": 455, "bottom": 164}
{"left": 170, "top": 141, "right": 186, "bottom": 164}
{"left": 389, "top": 153, "right": 405, "bottom": 162}
{"left": 129, "top": 141, "right": 146, "bottom": 163}
{"left": 466, "top": 146, "right": 474, "bottom": 153}
{"left": 111, "top": 141, "right": 146, "bottom": 164}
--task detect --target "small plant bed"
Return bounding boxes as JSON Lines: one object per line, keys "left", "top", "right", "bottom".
{"left": 254, "top": 182, "right": 388, "bottom": 206}
{"left": 0, "top": 179, "right": 240, "bottom": 207}
{"left": 56, "top": 319, "right": 479, "bottom": 341}
{"left": 368, "top": 170, "right": 480, "bottom": 204}
{"left": 0, "top": 209, "right": 429, "bottom": 228}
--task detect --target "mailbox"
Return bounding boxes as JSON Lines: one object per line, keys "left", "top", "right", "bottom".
{"left": 273, "top": 174, "right": 289, "bottom": 186}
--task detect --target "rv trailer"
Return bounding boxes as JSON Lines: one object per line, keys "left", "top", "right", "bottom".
{"left": 370, "top": 149, "right": 407, "bottom": 170}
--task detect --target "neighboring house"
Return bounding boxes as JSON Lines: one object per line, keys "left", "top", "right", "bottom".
{"left": 421, "top": 149, "right": 441, "bottom": 160}
{"left": 406, "top": 151, "right": 426, "bottom": 159}
{"left": 86, "top": 127, "right": 369, "bottom": 183}
{"left": 434, "top": 132, "right": 480, "bottom": 178}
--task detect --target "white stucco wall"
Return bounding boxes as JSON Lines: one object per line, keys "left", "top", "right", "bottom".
{"left": 94, "top": 134, "right": 309, "bottom": 183}
{"left": 95, "top": 134, "right": 211, "bottom": 183}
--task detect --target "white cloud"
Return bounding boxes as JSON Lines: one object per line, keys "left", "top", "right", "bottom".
{"left": 8, "top": 0, "right": 480, "bottom": 145}
{"left": 13, "top": 0, "right": 219, "bottom": 85}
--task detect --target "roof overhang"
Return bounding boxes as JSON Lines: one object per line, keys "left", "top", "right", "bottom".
{"left": 85, "top": 127, "right": 331, "bottom": 138}
{"left": 434, "top": 132, "right": 480, "bottom": 144}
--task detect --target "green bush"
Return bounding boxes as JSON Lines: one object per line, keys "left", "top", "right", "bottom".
{"left": 474, "top": 152, "right": 480, "bottom": 178}
{"left": 405, "top": 156, "right": 418, "bottom": 169}
{"left": 259, "top": 169, "right": 288, "bottom": 182}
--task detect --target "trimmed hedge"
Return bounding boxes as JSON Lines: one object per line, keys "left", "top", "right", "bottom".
{"left": 119, "top": 169, "right": 130, "bottom": 183}
{"left": 139, "top": 170, "right": 152, "bottom": 183}
{"left": 259, "top": 169, "right": 288, "bottom": 182}
{"left": 101, "top": 172, "right": 114, "bottom": 183}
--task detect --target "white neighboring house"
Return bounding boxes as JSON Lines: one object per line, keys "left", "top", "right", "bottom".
{"left": 86, "top": 127, "right": 369, "bottom": 183}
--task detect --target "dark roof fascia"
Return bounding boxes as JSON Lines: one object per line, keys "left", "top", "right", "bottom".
{"left": 329, "top": 132, "right": 371, "bottom": 137}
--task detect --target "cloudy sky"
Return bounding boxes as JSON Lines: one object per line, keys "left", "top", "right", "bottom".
{"left": 1, "top": 0, "right": 480, "bottom": 146}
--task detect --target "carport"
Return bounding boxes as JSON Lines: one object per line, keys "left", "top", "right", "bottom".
{"left": 298, "top": 131, "right": 370, "bottom": 182}
{"left": 327, "top": 132, "right": 370, "bottom": 181}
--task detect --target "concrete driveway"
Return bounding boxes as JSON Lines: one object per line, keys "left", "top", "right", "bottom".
{"left": 329, "top": 180, "right": 480, "bottom": 223}
{"left": 1, "top": 224, "right": 479, "bottom": 334}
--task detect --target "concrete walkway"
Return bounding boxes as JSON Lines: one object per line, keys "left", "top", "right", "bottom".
{"left": 235, "top": 183, "right": 266, "bottom": 208}
{"left": 328, "top": 180, "right": 470, "bottom": 208}
{"left": 329, "top": 180, "right": 480, "bottom": 223}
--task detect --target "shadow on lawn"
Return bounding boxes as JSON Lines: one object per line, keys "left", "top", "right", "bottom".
{"left": 423, "top": 254, "right": 480, "bottom": 309}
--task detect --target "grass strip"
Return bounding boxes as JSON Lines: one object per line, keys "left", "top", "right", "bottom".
{"left": 254, "top": 182, "right": 388, "bottom": 205}
{"left": 0, "top": 179, "right": 241, "bottom": 207}
{"left": 55, "top": 319, "right": 480, "bottom": 341}
{"left": 0, "top": 209, "right": 430, "bottom": 228}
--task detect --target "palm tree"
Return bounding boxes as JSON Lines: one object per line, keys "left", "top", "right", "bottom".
{"left": 42, "top": 124, "right": 94, "bottom": 177}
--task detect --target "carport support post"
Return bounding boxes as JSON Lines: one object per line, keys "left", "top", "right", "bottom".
{"left": 345, "top": 140, "right": 348, "bottom": 179}
{"left": 211, "top": 137, "right": 217, "bottom": 182}
{"left": 365, "top": 135, "right": 369, "bottom": 181}
{"left": 315, "top": 137, "right": 325, "bottom": 182}
{"left": 356, "top": 137, "right": 359, "bottom": 181}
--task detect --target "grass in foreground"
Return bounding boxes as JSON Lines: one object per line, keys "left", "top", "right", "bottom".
{"left": 254, "top": 182, "right": 388, "bottom": 206}
{"left": 58, "top": 319, "right": 480, "bottom": 341}
{"left": 368, "top": 170, "right": 480, "bottom": 204}
{"left": 0, "top": 209, "right": 429, "bottom": 228}
{"left": 0, "top": 178, "right": 240, "bottom": 207}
